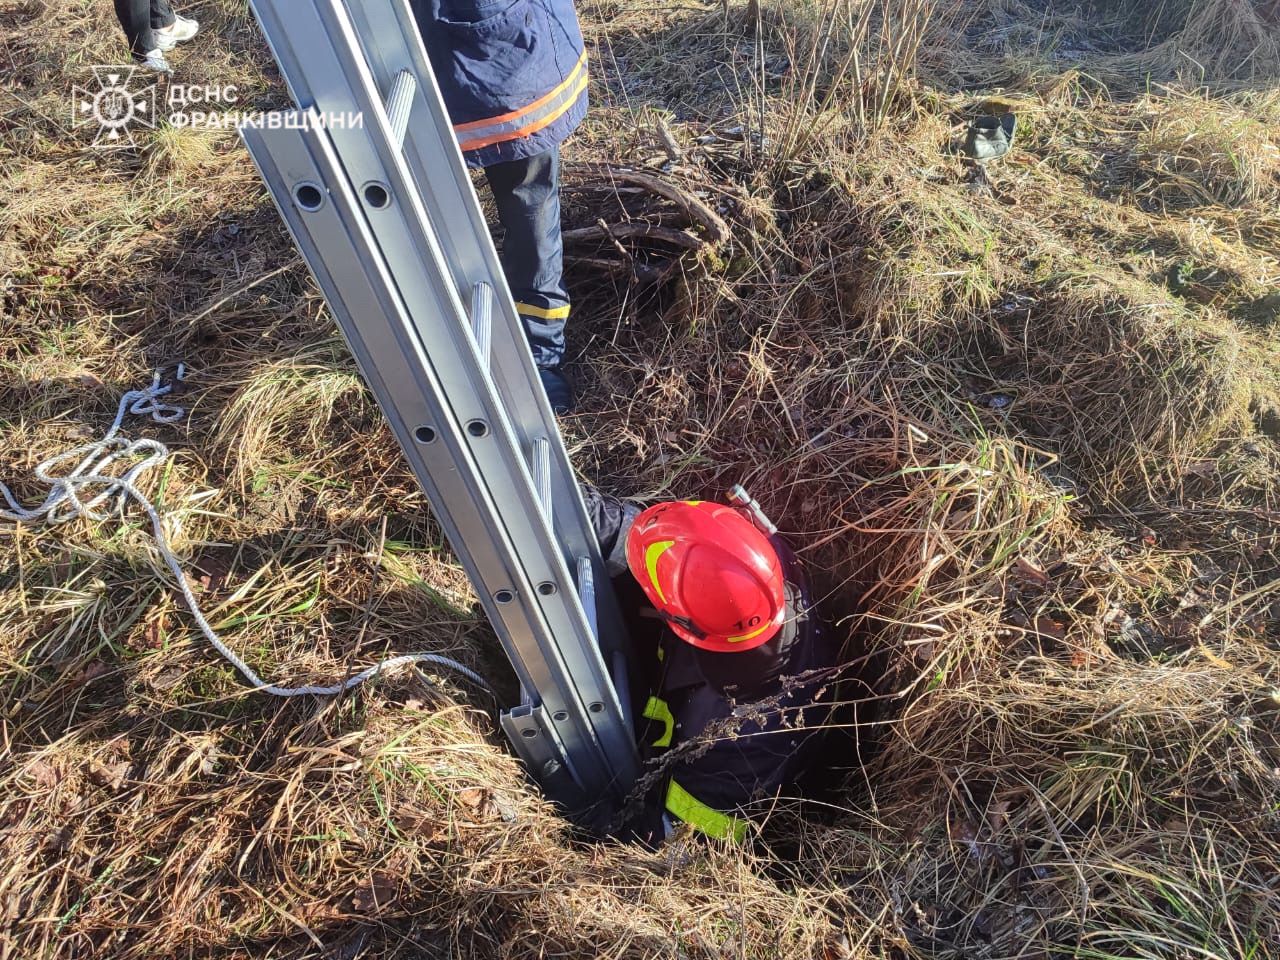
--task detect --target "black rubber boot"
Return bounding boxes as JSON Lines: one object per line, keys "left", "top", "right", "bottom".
{"left": 539, "top": 366, "right": 575, "bottom": 415}
{"left": 962, "top": 113, "right": 1017, "bottom": 163}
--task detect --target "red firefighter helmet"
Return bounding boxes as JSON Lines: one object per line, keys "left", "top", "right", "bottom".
{"left": 624, "top": 500, "right": 786, "bottom": 653}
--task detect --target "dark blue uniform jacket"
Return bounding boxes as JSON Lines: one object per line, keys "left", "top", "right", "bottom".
{"left": 411, "top": 0, "right": 589, "bottom": 167}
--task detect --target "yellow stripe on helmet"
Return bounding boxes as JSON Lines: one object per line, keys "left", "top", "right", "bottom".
{"left": 644, "top": 539, "right": 676, "bottom": 604}
{"left": 725, "top": 619, "right": 775, "bottom": 644}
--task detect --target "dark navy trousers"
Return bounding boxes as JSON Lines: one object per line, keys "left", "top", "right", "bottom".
{"left": 113, "top": 0, "right": 175, "bottom": 54}
{"left": 483, "top": 148, "right": 569, "bottom": 371}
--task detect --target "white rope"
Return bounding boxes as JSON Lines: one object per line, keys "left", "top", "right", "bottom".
{"left": 1, "top": 369, "right": 491, "bottom": 698}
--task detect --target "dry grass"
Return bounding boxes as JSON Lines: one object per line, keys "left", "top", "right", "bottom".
{"left": 3, "top": 0, "right": 1280, "bottom": 957}
{"left": 1126, "top": 89, "right": 1280, "bottom": 209}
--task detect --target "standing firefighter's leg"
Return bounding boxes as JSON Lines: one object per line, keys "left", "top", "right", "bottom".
{"left": 113, "top": 0, "right": 158, "bottom": 54}
{"left": 149, "top": 0, "right": 176, "bottom": 32}
{"left": 483, "top": 147, "right": 574, "bottom": 413}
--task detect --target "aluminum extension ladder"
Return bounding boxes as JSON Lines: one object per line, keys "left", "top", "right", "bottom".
{"left": 240, "top": 0, "right": 640, "bottom": 821}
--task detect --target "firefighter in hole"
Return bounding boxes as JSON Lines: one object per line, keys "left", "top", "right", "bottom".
{"left": 584, "top": 487, "right": 841, "bottom": 841}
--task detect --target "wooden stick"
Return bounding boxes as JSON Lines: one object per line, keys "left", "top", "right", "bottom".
{"left": 565, "top": 255, "right": 668, "bottom": 285}
{"left": 562, "top": 222, "right": 705, "bottom": 250}
{"left": 655, "top": 118, "right": 684, "bottom": 163}
{"left": 181, "top": 259, "right": 302, "bottom": 327}
{"left": 596, "top": 218, "right": 634, "bottom": 262}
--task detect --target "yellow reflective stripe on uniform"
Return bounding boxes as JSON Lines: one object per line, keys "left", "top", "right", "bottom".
{"left": 641, "top": 695, "right": 674, "bottom": 747}
{"left": 665, "top": 780, "right": 748, "bottom": 842}
{"left": 514, "top": 301, "right": 571, "bottom": 321}
{"left": 644, "top": 539, "right": 675, "bottom": 603}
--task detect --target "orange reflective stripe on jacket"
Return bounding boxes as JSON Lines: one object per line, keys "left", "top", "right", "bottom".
{"left": 455, "top": 51, "right": 588, "bottom": 153}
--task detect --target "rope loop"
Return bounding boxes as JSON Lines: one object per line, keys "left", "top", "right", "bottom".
{"left": 2, "top": 368, "right": 489, "bottom": 698}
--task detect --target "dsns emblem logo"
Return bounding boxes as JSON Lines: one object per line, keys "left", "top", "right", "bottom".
{"left": 72, "top": 66, "right": 157, "bottom": 148}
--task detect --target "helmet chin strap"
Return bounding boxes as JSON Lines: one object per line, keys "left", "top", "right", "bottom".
{"left": 636, "top": 606, "right": 701, "bottom": 637}
{"left": 632, "top": 602, "right": 706, "bottom": 639}
{"left": 660, "top": 611, "right": 707, "bottom": 640}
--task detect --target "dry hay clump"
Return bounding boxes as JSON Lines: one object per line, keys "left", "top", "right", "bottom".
{"left": 774, "top": 395, "right": 1280, "bottom": 957}
{"left": 942, "top": 280, "right": 1251, "bottom": 492}
{"left": 962, "top": 0, "right": 1280, "bottom": 85}
{"left": 840, "top": 424, "right": 1280, "bottom": 957}
{"left": 1130, "top": 91, "right": 1280, "bottom": 210}
{"left": 1125, "top": 0, "right": 1280, "bottom": 83}
{"left": 689, "top": 123, "right": 1258, "bottom": 494}
{"left": 2, "top": 689, "right": 835, "bottom": 959}
{"left": 851, "top": 631, "right": 1280, "bottom": 956}
{"left": 4, "top": 0, "right": 1280, "bottom": 958}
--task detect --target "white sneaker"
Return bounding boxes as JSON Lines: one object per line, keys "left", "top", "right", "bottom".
{"left": 154, "top": 15, "right": 199, "bottom": 51}
{"left": 137, "top": 48, "right": 173, "bottom": 72}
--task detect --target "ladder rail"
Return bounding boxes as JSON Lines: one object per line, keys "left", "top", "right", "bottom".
{"left": 242, "top": 114, "right": 635, "bottom": 807}
{"left": 242, "top": 0, "right": 642, "bottom": 816}
{"left": 250, "top": 0, "right": 631, "bottom": 683}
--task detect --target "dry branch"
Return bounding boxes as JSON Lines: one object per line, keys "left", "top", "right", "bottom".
{"left": 569, "top": 162, "right": 730, "bottom": 244}
{"left": 562, "top": 221, "right": 705, "bottom": 250}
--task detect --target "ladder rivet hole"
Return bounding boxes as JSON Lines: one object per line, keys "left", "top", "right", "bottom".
{"left": 466, "top": 419, "right": 489, "bottom": 438}
{"left": 293, "top": 183, "right": 324, "bottom": 212}
{"left": 494, "top": 589, "right": 514, "bottom": 604}
{"left": 552, "top": 710, "right": 569, "bottom": 722}
{"left": 413, "top": 425, "right": 437, "bottom": 444}
{"left": 362, "top": 181, "right": 391, "bottom": 209}
{"left": 537, "top": 581, "right": 556, "bottom": 596}
{"left": 588, "top": 701, "right": 604, "bottom": 714}
{"left": 520, "top": 727, "right": 537, "bottom": 739}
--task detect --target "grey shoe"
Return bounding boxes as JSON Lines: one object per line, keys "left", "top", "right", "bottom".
{"left": 136, "top": 48, "right": 172, "bottom": 73}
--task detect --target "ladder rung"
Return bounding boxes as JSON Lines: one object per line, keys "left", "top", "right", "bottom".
{"left": 384, "top": 69, "right": 416, "bottom": 147}
{"left": 470, "top": 282, "right": 493, "bottom": 368}
{"left": 531, "top": 437, "right": 551, "bottom": 518}
{"left": 576, "top": 556, "right": 596, "bottom": 631}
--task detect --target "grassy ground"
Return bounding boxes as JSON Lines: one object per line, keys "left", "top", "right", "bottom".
{"left": 2, "top": 0, "right": 1279, "bottom": 957}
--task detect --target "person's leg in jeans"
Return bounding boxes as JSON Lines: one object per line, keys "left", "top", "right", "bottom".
{"left": 112, "top": 0, "right": 173, "bottom": 55}
{"left": 150, "top": 0, "right": 175, "bottom": 34}
{"left": 483, "top": 148, "right": 574, "bottom": 412}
